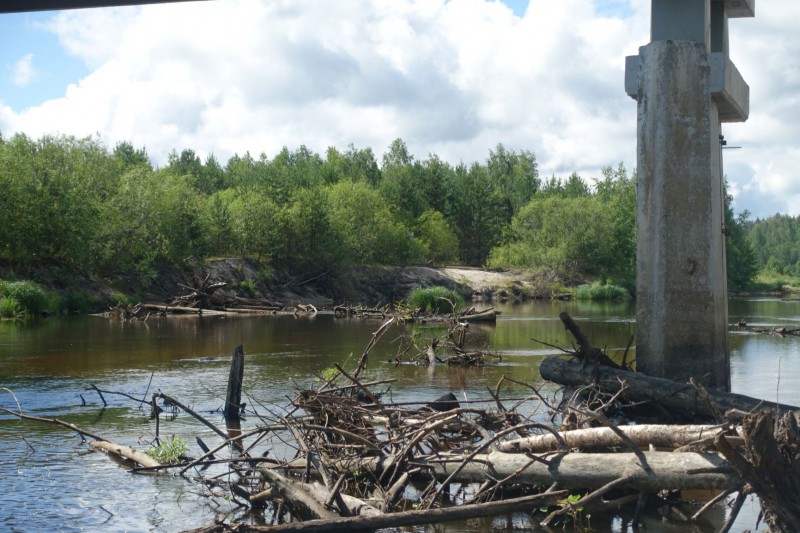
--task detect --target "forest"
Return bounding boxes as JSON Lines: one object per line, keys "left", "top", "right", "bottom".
{"left": 0, "top": 132, "right": 781, "bottom": 303}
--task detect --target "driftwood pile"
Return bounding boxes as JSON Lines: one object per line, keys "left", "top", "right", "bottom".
{"left": 3, "top": 315, "right": 799, "bottom": 532}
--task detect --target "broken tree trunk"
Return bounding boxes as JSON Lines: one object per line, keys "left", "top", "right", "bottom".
{"left": 539, "top": 356, "right": 800, "bottom": 419}
{"left": 225, "top": 345, "right": 245, "bottom": 423}
{"left": 715, "top": 410, "right": 800, "bottom": 532}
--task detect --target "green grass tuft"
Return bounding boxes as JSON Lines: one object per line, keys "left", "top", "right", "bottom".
{"left": 574, "top": 281, "right": 631, "bottom": 301}
{"left": 407, "top": 286, "right": 465, "bottom": 314}
{"left": 146, "top": 435, "right": 189, "bottom": 465}
{"left": 0, "top": 280, "right": 51, "bottom": 317}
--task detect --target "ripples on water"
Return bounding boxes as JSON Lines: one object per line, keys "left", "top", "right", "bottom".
{"left": 1, "top": 298, "right": 796, "bottom": 531}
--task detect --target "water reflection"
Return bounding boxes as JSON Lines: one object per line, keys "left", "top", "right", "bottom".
{"left": 0, "top": 298, "right": 792, "bottom": 531}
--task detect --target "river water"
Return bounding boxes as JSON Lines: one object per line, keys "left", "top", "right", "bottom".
{"left": 1, "top": 297, "right": 798, "bottom": 532}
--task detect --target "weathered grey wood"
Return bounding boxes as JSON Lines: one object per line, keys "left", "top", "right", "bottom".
{"left": 425, "top": 449, "right": 738, "bottom": 492}
{"left": 272, "top": 449, "right": 739, "bottom": 492}
{"left": 224, "top": 345, "right": 244, "bottom": 423}
{"left": 498, "top": 424, "right": 726, "bottom": 453}
{"left": 539, "top": 356, "right": 800, "bottom": 419}
{"left": 259, "top": 469, "right": 336, "bottom": 521}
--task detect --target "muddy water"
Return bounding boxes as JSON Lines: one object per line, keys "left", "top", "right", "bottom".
{"left": 0, "top": 298, "right": 797, "bottom": 532}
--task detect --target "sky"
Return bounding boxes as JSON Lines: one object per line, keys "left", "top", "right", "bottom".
{"left": 0, "top": 0, "right": 797, "bottom": 219}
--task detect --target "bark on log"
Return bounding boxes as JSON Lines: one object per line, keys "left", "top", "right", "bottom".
{"left": 89, "top": 440, "right": 161, "bottom": 468}
{"left": 185, "top": 492, "right": 568, "bottom": 533}
{"left": 498, "top": 424, "right": 726, "bottom": 453}
{"left": 539, "top": 356, "right": 800, "bottom": 419}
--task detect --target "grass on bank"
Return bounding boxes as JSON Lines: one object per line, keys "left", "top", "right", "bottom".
{"left": 743, "top": 272, "right": 800, "bottom": 293}
{"left": 0, "top": 279, "right": 104, "bottom": 319}
{"left": 407, "top": 286, "right": 465, "bottom": 314}
{"left": 573, "top": 281, "right": 632, "bottom": 301}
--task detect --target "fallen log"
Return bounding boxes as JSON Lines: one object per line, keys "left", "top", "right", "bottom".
{"left": 89, "top": 440, "right": 161, "bottom": 469}
{"left": 260, "top": 469, "right": 336, "bottom": 521}
{"left": 539, "top": 356, "right": 800, "bottom": 419}
{"left": 498, "top": 424, "right": 728, "bottom": 453}
{"left": 273, "top": 449, "right": 739, "bottom": 492}
{"left": 139, "top": 303, "right": 230, "bottom": 316}
{"left": 458, "top": 308, "right": 499, "bottom": 323}
{"left": 424, "top": 449, "right": 738, "bottom": 492}
{"left": 185, "top": 491, "right": 568, "bottom": 533}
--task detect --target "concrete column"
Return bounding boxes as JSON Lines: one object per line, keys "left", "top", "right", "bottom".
{"left": 635, "top": 41, "right": 730, "bottom": 390}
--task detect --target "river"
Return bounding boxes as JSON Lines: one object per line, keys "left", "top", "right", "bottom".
{"left": 1, "top": 297, "right": 798, "bottom": 532}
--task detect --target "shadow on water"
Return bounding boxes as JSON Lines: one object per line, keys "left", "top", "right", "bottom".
{"left": 0, "top": 298, "right": 793, "bottom": 531}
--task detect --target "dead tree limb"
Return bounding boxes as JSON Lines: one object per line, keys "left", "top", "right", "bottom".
{"left": 186, "top": 491, "right": 568, "bottom": 533}
{"left": 539, "top": 356, "right": 800, "bottom": 419}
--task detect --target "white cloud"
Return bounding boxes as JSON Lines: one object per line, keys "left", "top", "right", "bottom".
{"left": 1, "top": 0, "right": 798, "bottom": 218}
{"left": 11, "top": 53, "right": 36, "bottom": 88}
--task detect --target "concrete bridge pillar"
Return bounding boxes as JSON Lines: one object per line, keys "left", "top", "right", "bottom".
{"left": 625, "top": 0, "right": 753, "bottom": 390}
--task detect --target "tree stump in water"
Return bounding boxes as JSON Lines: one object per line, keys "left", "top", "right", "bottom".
{"left": 224, "top": 345, "right": 244, "bottom": 423}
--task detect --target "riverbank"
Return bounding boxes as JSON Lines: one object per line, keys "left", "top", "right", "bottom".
{"left": 193, "top": 259, "right": 543, "bottom": 308}
{"left": 4, "top": 256, "right": 797, "bottom": 320}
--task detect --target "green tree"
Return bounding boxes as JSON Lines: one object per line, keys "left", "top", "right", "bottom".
{"left": 724, "top": 186, "right": 758, "bottom": 289}
{"left": 415, "top": 210, "right": 459, "bottom": 265}
{"left": 325, "top": 181, "right": 421, "bottom": 265}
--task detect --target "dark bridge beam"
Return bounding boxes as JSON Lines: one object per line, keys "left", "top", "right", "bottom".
{"left": 0, "top": 0, "right": 205, "bottom": 14}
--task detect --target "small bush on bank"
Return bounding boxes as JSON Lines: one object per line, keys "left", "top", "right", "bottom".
{"left": 574, "top": 281, "right": 631, "bottom": 301}
{"left": 0, "top": 280, "right": 51, "bottom": 317}
{"left": 0, "top": 296, "right": 24, "bottom": 319}
{"left": 407, "top": 286, "right": 464, "bottom": 314}
{"left": 59, "top": 291, "right": 93, "bottom": 314}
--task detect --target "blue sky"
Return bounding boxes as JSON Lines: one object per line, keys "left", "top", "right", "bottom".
{"left": 0, "top": 0, "right": 798, "bottom": 219}
{"left": 0, "top": 12, "right": 87, "bottom": 109}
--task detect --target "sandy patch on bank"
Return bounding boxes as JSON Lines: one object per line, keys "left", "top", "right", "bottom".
{"left": 440, "top": 267, "right": 533, "bottom": 294}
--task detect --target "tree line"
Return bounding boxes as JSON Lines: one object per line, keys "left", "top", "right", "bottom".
{"left": 0, "top": 132, "right": 759, "bottom": 292}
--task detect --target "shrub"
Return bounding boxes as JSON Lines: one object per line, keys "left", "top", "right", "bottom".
{"left": 407, "top": 286, "right": 464, "bottom": 314}
{"left": 574, "top": 281, "right": 631, "bottom": 301}
{"left": 0, "top": 280, "right": 50, "bottom": 316}
{"left": 0, "top": 296, "right": 24, "bottom": 319}
{"left": 146, "top": 435, "right": 189, "bottom": 465}
{"left": 60, "top": 291, "right": 92, "bottom": 314}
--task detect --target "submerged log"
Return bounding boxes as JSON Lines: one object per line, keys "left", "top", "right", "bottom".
{"left": 539, "top": 356, "right": 800, "bottom": 419}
